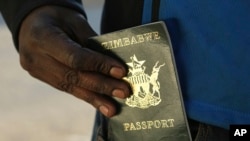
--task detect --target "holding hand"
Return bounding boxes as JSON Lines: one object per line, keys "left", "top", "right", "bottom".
{"left": 18, "top": 6, "right": 131, "bottom": 117}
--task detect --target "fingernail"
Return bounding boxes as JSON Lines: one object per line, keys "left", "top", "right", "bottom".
{"left": 112, "top": 89, "right": 126, "bottom": 98}
{"left": 99, "top": 105, "right": 109, "bottom": 117}
{"left": 110, "top": 67, "right": 125, "bottom": 78}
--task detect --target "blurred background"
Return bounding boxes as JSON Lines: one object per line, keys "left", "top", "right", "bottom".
{"left": 0, "top": 0, "right": 104, "bottom": 141}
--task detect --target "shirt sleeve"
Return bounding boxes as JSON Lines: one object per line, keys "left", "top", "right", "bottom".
{"left": 0, "top": 0, "right": 86, "bottom": 49}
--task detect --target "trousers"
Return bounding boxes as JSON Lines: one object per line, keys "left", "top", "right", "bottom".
{"left": 189, "top": 119, "right": 229, "bottom": 141}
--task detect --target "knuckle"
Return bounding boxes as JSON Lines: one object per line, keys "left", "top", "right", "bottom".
{"left": 64, "top": 41, "right": 85, "bottom": 69}
{"left": 90, "top": 79, "right": 111, "bottom": 95}
{"left": 81, "top": 72, "right": 110, "bottom": 94}
{"left": 70, "top": 48, "right": 111, "bottom": 73}
{"left": 58, "top": 83, "right": 74, "bottom": 93}
{"left": 89, "top": 82, "right": 105, "bottom": 94}
{"left": 64, "top": 70, "right": 80, "bottom": 85}
{"left": 58, "top": 70, "right": 80, "bottom": 93}
{"left": 67, "top": 50, "right": 81, "bottom": 69}
{"left": 94, "top": 58, "right": 110, "bottom": 73}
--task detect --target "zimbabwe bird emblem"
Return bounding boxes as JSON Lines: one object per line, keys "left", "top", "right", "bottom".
{"left": 124, "top": 55, "right": 165, "bottom": 109}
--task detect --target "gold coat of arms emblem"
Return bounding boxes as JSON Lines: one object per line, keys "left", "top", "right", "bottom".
{"left": 124, "top": 55, "right": 165, "bottom": 109}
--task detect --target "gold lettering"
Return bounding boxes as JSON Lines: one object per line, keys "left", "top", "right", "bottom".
{"left": 154, "top": 120, "right": 161, "bottom": 128}
{"left": 143, "top": 33, "right": 153, "bottom": 41}
{"left": 136, "top": 122, "right": 141, "bottom": 130}
{"left": 123, "top": 119, "right": 175, "bottom": 131}
{"left": 141, "top": 121, "right": 147, "bottom": 129}
{"left": 130, "top": 123, "right": 137, "bottom": 131}
{"left": 147, "top": 121, "right": 154, "bottom": 129}
{"left": 100, "top": 31, "right": 162, "bottom": 49}
{"left": 113, "top": 39, "right": 124, "bottom": 48}
{"left": 153, "top": 32, "right": 161, "bottom": 40}
{"left": 168, "top": 119, "right": 175, "bottom": 127}
{"left": 137, "top": 34, "right": 145, "bottom": 43}
{"left": 130, "top": 36, "right": 138, "bottom": 45}
{"left": 161, "top": 120, "right": 169, "bottom": 128}
{"left": 101, "top": 42, "right": 108, "bottom": 48}
{"left": 108, "top": 41, "right": 113, "bottom": 48}
{"left": 123, "top": 123, "right": 130, "bottom": 131}
{"left": 123, "top": 38, "right": 130, "bottom": 46}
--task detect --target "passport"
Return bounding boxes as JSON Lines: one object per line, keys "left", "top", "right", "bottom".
{"left": 88, "top": 22, "right": 192, "bottom": 141}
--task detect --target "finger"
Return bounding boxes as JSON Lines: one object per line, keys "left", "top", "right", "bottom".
{"left": 18, "top": 6, "right": 126, "bottom": 78}
{"left": 22, "top": 54, "right": 123, "bottom": 117}
{"left": 73, "top": 87, "right": 118, "bottom": 117}
{"left": 23, "top": 53, "right": 131, "bottom": 99}
{"left": 26, "top": 60, "right": 119, "bottom": 117}
{"left": 59, "top": 71, "right": 131, "bottom": 99}
{"left": 26, "top": 56, "right": 124, "bottom": 117}
{"left": 34, "top": 26, "right": 126, "bottom": 79}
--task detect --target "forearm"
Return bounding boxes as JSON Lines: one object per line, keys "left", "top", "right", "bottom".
{"left": 0, "top": 0, "right": 86, "bottom": 48}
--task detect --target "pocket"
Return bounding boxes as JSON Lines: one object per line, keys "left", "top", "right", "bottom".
{"left": 92, "top": 112, "right": 109, "bottom": 141}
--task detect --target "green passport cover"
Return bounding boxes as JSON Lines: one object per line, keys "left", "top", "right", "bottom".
{"left": 88, "top": 22, "right": 192, "bottom": 141}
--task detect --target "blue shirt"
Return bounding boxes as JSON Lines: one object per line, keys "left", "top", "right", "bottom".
{"left": 142, "top": 0, "right": 250, "bottom": 129}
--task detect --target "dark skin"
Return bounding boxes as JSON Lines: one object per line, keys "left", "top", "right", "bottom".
{"left": 18, "top": 5, "right": 131, "bottom": 117}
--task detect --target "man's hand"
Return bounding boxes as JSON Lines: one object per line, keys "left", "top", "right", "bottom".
{"left": 18, "top": 6, "right": 131, "bottom": 117}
